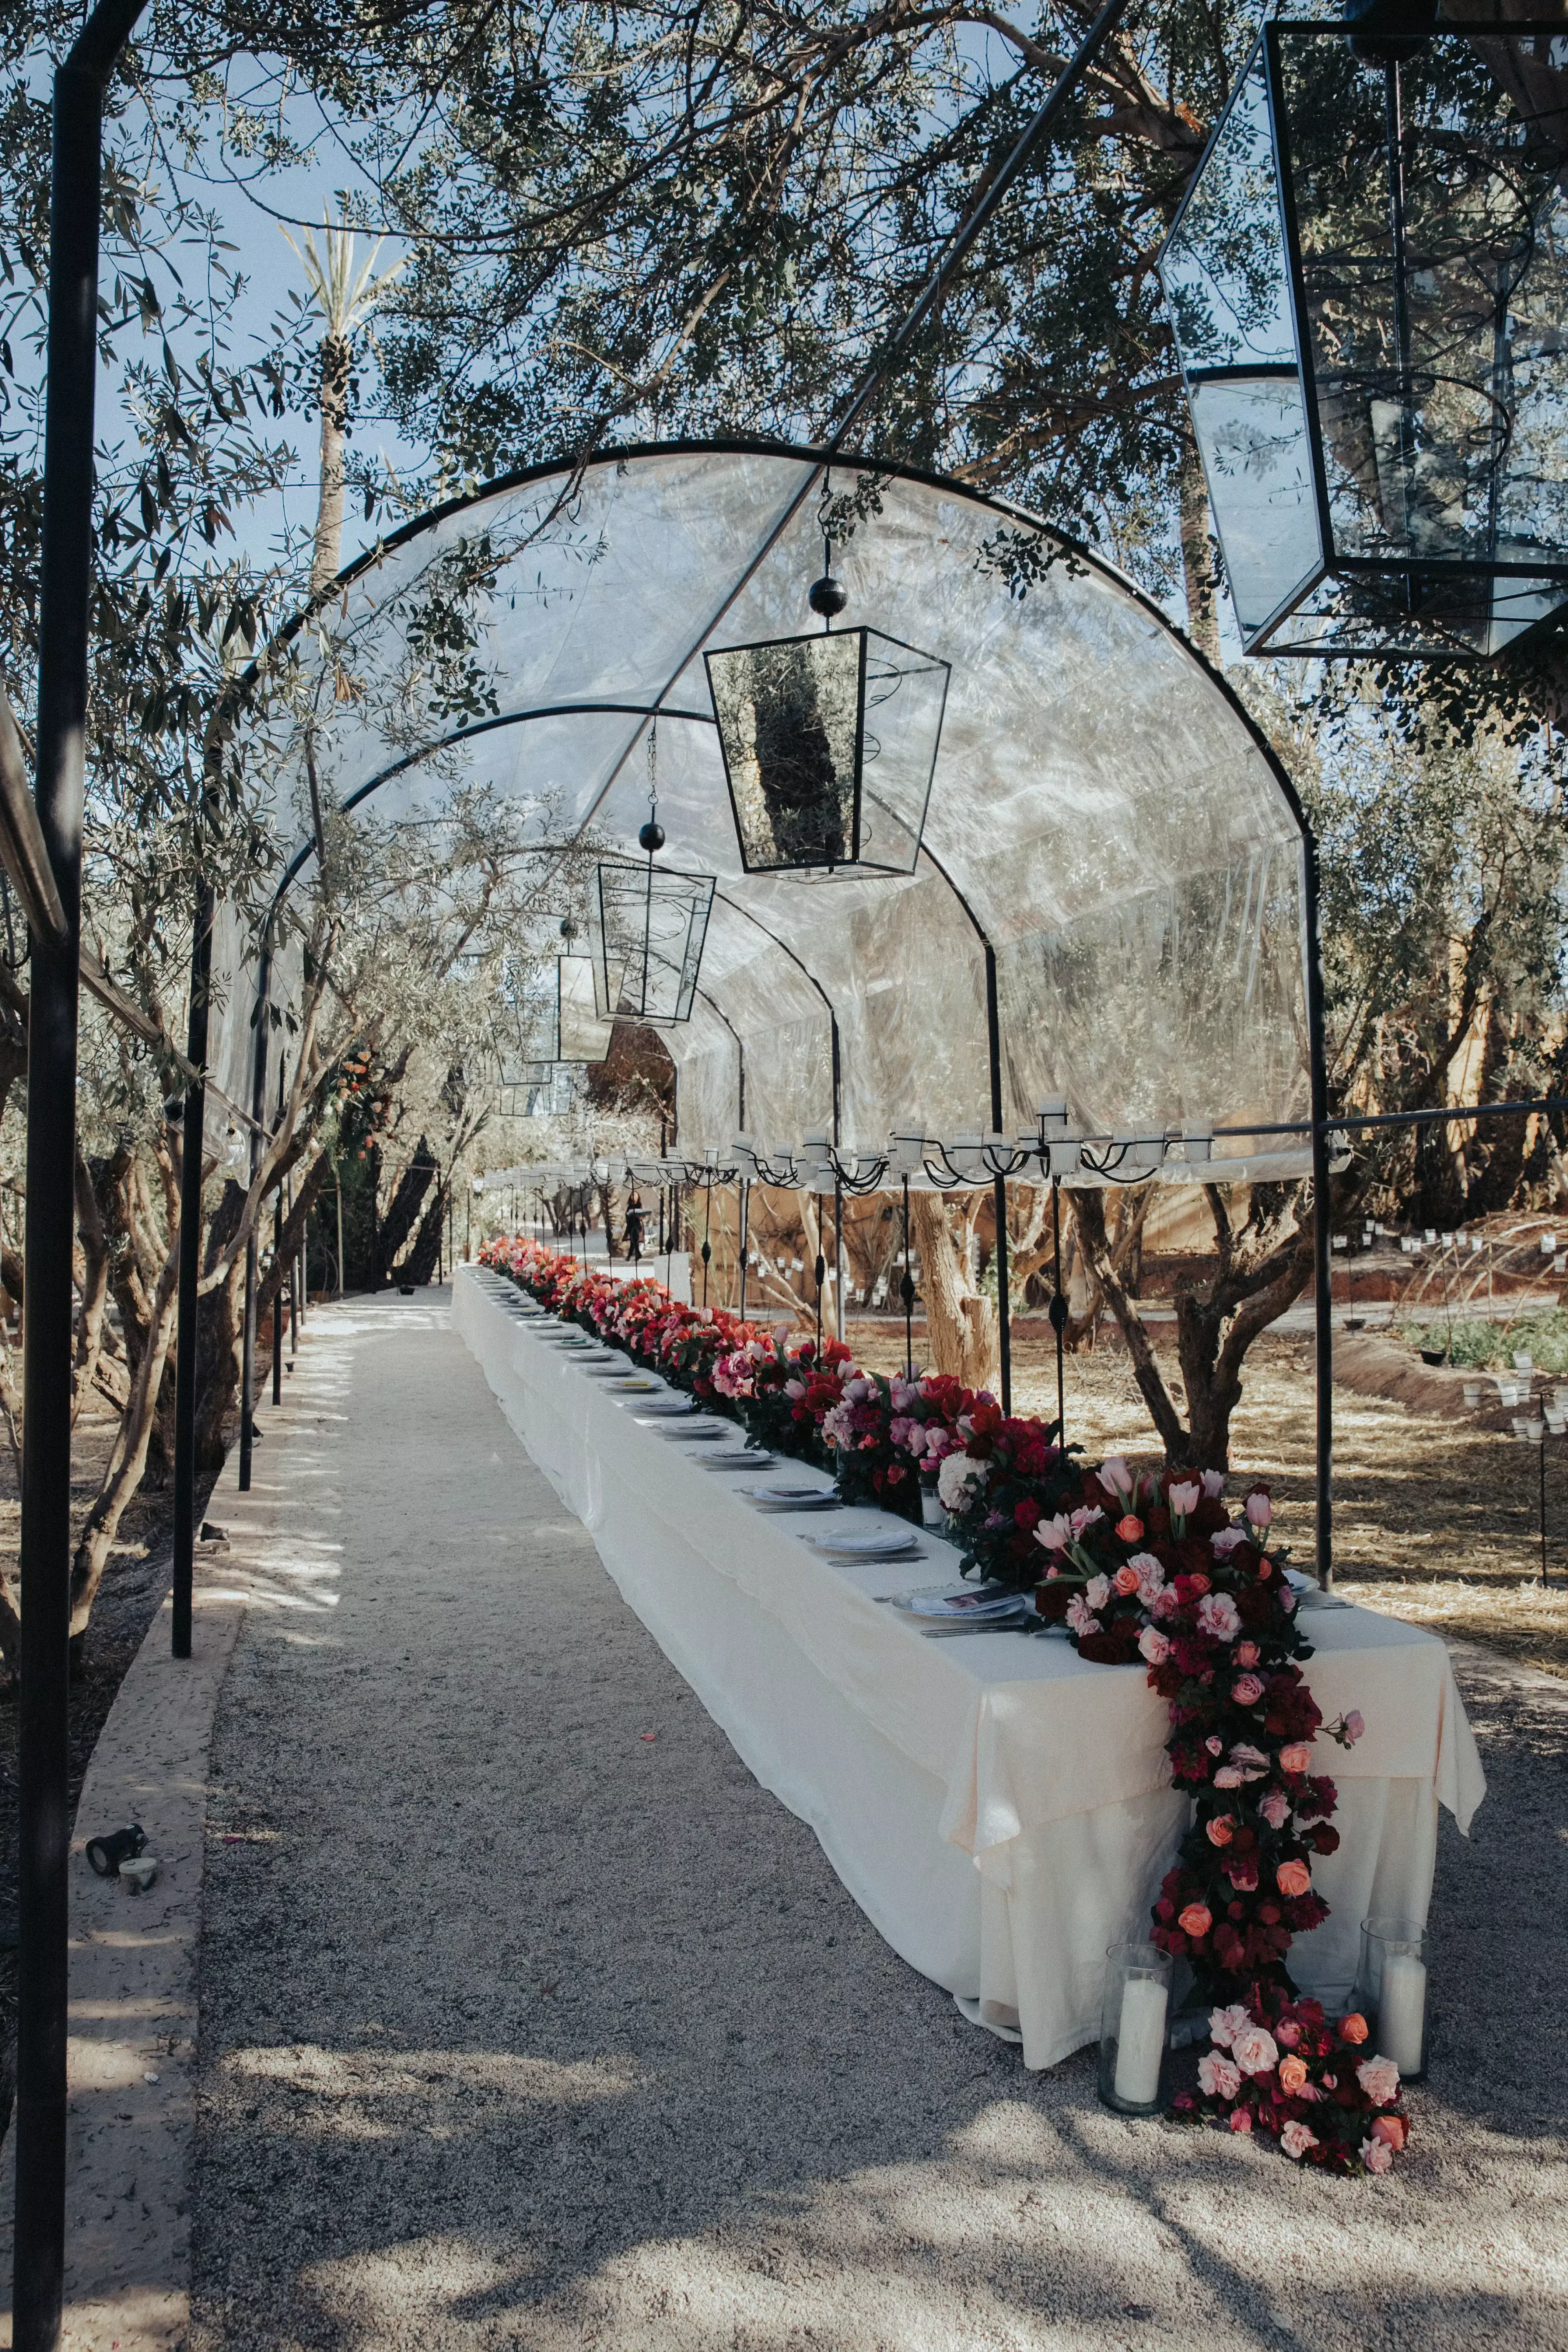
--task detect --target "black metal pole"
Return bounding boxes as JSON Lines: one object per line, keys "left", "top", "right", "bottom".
{"left": 271, "top": 1060, "right": 284, "bottom": 1405}
{"left": 172, "top": 883, "right": 212, "bottom": 1662}
{"left": 738, "top": 1178, "right": 750, "bottom": 1319}
{"left": 1303, "top": 827, "right": 1335, "bottom": 1590}
{"left": 238, "top": 944, "right": 270, "bottom": 1492}
{"left": 1541, "top": 1428, "right": 1548, "bottom": 1588}
{"left": 702, "top": 1177, "right": 712, "bottom": 1308}
{"left": 981, "top": 944, "right": 1012, "bottom": 1416}
{"left": 16, "top": 11, "right": 148, "bottom": 2344}
{"left": 1051, "top": 1178, "right": 1067, "bottom": 1445}
{"left": 835, "top": 1177, "right": 845, "bottom": 1344}
{"left": 901, "top": 1176, "right": 915, "bottom": 1381}
{"left": 287, "top": 1173, "right": 299, "bottom": 1357}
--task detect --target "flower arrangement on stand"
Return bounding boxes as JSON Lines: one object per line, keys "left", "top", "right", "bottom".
{"left": 935, "top": 1398, "right": 1080, "bottom": 1590}
{"left": 712, "top": 1327, "right": 851, "bottom": 1465}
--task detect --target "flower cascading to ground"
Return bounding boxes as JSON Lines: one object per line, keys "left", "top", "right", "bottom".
{"left": 1032, "top": 1460, "right": 1402, "bottom": 2174}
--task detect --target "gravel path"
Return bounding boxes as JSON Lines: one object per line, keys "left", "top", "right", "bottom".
{"left": 189, "top": 1292, "right": 1566, "bottom": 2351}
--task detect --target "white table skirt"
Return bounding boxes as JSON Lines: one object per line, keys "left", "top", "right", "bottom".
{"left": 455, "top": 1268, "right": 1486, "bottom": 2067}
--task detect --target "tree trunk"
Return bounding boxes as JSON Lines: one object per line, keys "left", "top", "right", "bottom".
{"left": 195, "top": 1177, "right": 248, "bottom": 1473}
{"left": 377, "top": 1137, "right": 435, "bottom": 1282}
{"left": 68, "top": 1241, "right": 180, "bottom": 1639}
{"left": 910, "top": 1191, "right": 1000, "bottom": 1395}
{"left": 71, "top": 1147, "right": 110, "bottom": 1424}
{"left": 1179, "top": 430, "right": 1222, "bottom": 667}
{"left": 312, "top": 328, "right": 350, "bottom": 600}
{"left": 402, "top": 1180, "right": 447, "bottom": 1285}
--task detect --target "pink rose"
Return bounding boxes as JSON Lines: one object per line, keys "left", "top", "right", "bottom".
{"left": 1205, "top": 1736, "right": 1224, "bottom": 1757}
{"left": 1196, "top": 1591, "right": 1242, "bottom": 1641}
{"left": 1260, "top": 1787, "right": 1291, "bottom": 1833}
{"left": 1343, "top": 1709, "right": 1365, "bottom": 1745}
{"left": 1206, "top": 1815, "right": 1235, "bottom": 1847}
{"left": 1150, "top": 1586, "right": 1180, "bottom": 1619}
{"left": 1371, "top": 2115, "right": 1405, "bottom": 2151}
{"left": 1198, "top": 2053, "right": 1240, "bottom": 2100}
{"left": 1279, "top": 1588, "right": 1296, "bottom": 1615}
{"left": 1361, "top": 2137, "right": 1393, "bottom": 2174}
{"left": 1280, "top": 2120, "right": 1319, "bottom": 2160}
{"left": 1213, "top": 1767, "right": 1244, "bottom": 1788}
{"left": 1231, "top": 1674, "right": 1265, "bottom": 1706}
{"left": 1138, "top": 1625, "right": 1171, "bottom": 1666}
{"left": 1228, "top": 2106, "right": 1253, "bottom": 2134}
{"left": 1209, "top": 2004, "right": 1250, "bottom": 2050}
{"left": 1275, "top": 2020, "right": 1301, "bottom": 2049}
{"left": 1278, "top": 1742, "right": 1314, "bottom": 1775}
{"left": 1276, "top": 1860, "right": 1312, "bottom": 1899}
{"left": 1232, "top": 2024, "right": 1279, "bottom": 2078}
{"left": 1356, "top": 2056, "right": 1401, "bottom": 2105}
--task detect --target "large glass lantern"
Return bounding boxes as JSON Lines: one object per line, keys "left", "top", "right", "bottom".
{"left": 557, "top": 953, "right": 614, "bottom": 1063}
{"left": 588, "top": 857, "right": 714, "bottom": 1025}
{"left": 704, "top": 626, "right": 949, "bottom": 873}
{"left": 1159, "top": 15, "right": 1568, "bottom": 658}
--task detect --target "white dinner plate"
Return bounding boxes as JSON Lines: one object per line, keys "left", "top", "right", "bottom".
{"left": 807, "top": 1529, "right": 922, "bottom": 1559}
{"left": 893, "top": 1584, "right": 1024, "bottom": 1620}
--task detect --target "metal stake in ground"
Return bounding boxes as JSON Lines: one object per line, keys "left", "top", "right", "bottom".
{"left": 900, "top": 1176, "right": 915, "bottom": 1382}
{"left": 1050, "top": 1178, "right": 1067, "bottom": 1446}
{"left": 16, "top": 9, "right": 151, "bottom": 2342}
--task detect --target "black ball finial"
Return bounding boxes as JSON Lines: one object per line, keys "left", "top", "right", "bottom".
{"left": 638, "top": 820, "right": 666, "bottom": 854}
{"left": 808, "top": 574, "right": 848, "bottom": 619}
{"left": 559, "top": 914, "right": 578, "bottom": 943}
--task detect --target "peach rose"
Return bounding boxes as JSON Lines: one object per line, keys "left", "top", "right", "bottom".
{"left": 1228, "top": 2105, "right": 1254, "bottom": 2133}
{"left": 1113, "top": 1562, "right": 1141, "bottom": 1594}
{"left": 1276, "top": 1860, "right": 1312, "bottom": 1899}
{"left": 1178, "top": 1903, "right": 1213, "bottom": 1939}
{"left": 1278, "top": 2055, "right": 1309, "bottom": 2095}
{"left": 1115, "top": 1516, "right": 1144, "bottom": 1544}
{"left": 1206, "top": 1815, "right": 1236, "bottom": 1847}
{"left": 1339, "top": 2013, "right": 1370, "bottom": 2044}
{"left": 1278, "top": 1742, "right": 1314, "bottom": 1775}
{"left": 1370, "top": 2114, "right": 1405, "bottom": 2152}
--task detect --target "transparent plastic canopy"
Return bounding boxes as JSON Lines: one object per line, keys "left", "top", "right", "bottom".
{"left": 241, "top": 442, "right": 1315, "bottom": 1176}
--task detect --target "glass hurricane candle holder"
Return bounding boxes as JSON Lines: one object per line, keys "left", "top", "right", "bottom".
{"left": 1356, "top": 1915, "right": 1429, "bottom": 2085}
{"left": 1098, "top": 1941, "right": 1172, "bottom": 2116}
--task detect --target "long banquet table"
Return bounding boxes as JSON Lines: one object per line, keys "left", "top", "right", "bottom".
{"left": 454, "top": 1265, "right": 1486, "bottom": 2069}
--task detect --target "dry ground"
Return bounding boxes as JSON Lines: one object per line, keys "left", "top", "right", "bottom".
{"left": 849, "top": 1322, "right": 1568, "bottom": 1681}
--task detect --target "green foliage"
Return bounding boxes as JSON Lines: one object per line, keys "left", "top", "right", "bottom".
{"left": 1399, "top": 1312, "right": 1568, "bottom": 1377}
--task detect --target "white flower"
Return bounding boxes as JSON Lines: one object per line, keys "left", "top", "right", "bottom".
{"left": 1198, "top": 2053, "right": 1240, "bottom": 2100}
{"left": 1231, "top": 2023, "right": 1279, "bottom": 2077}
{"left": 1208, "top": 2003, "right": 1250, "bottom": 2051}
{"left": 1034, "top": 1511, "right": 1074, "bottom": 1552}
{"left": 1100, "top": 1455, "right": 1133, "bottom": 1497}
{"left": 1083, "top": 1573, "right": 1111, "bottom": 1612}
{"left": 1137, "top": 1625, "right": 1171, "bottom": 1665}
{"left": 937, "top": 1453, "right": 984, "bottom": 1512}
{"left": 1196, "top": 1591, "right": 1242, "bottom": 1641}
{"left": 1168, "top": 1478, "right": 1201, "bottom": 1517}
{"left": 1127, "top": 1550, "right": 1166, "bottom": 1602}
{"left": 1200, "top": 1469, "right": 1227, "bottom": 1498}
{"left": 1280, "top": 2121, "right": 1319, "bottom": 2161}
{"left": 1210, "top": 1527, "right": 1247, "bottom": 1555}
{"left": 1069, "top": 1504, "right": 1105, "bottom": 1539}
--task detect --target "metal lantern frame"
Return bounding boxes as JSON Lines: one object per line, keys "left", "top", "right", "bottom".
{"left": 1159, "top": 18, "right": 1568, "bottom": 659}
{"left": 704, "top": 623, "right": 950, "bottom": 876}
{"left": 587, "top": 855, "right": 715, "bottom": 1027}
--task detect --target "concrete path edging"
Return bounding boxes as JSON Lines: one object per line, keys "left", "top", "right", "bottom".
{"left": 0, "top": 1330, "right": 330, "bottom": 2352}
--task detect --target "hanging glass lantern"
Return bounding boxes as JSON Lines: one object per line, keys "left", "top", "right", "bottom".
{"left": 704, "top": 611, "right": 949, "bottom": 874}
{"left": 1159, "top": 9, "right": 1568, "bottom": 658}
{"left": 587, "top": 857, "right": 713, "bottom": 1025}
{"left": 557, "top": 951, "right": 614, "bottom": 1063}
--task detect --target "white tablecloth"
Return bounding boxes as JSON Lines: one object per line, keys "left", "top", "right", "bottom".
{"left": 455, "top": 1268, "right": 1486, "bottom": 2067}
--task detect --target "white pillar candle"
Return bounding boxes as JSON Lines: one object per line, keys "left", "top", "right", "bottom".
{"left": 1378, "top": 1951, "right": 1427, "bottom": 2077}
{"left": 1113, "top": 1974, "right": 1168, "bottom": 2105}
